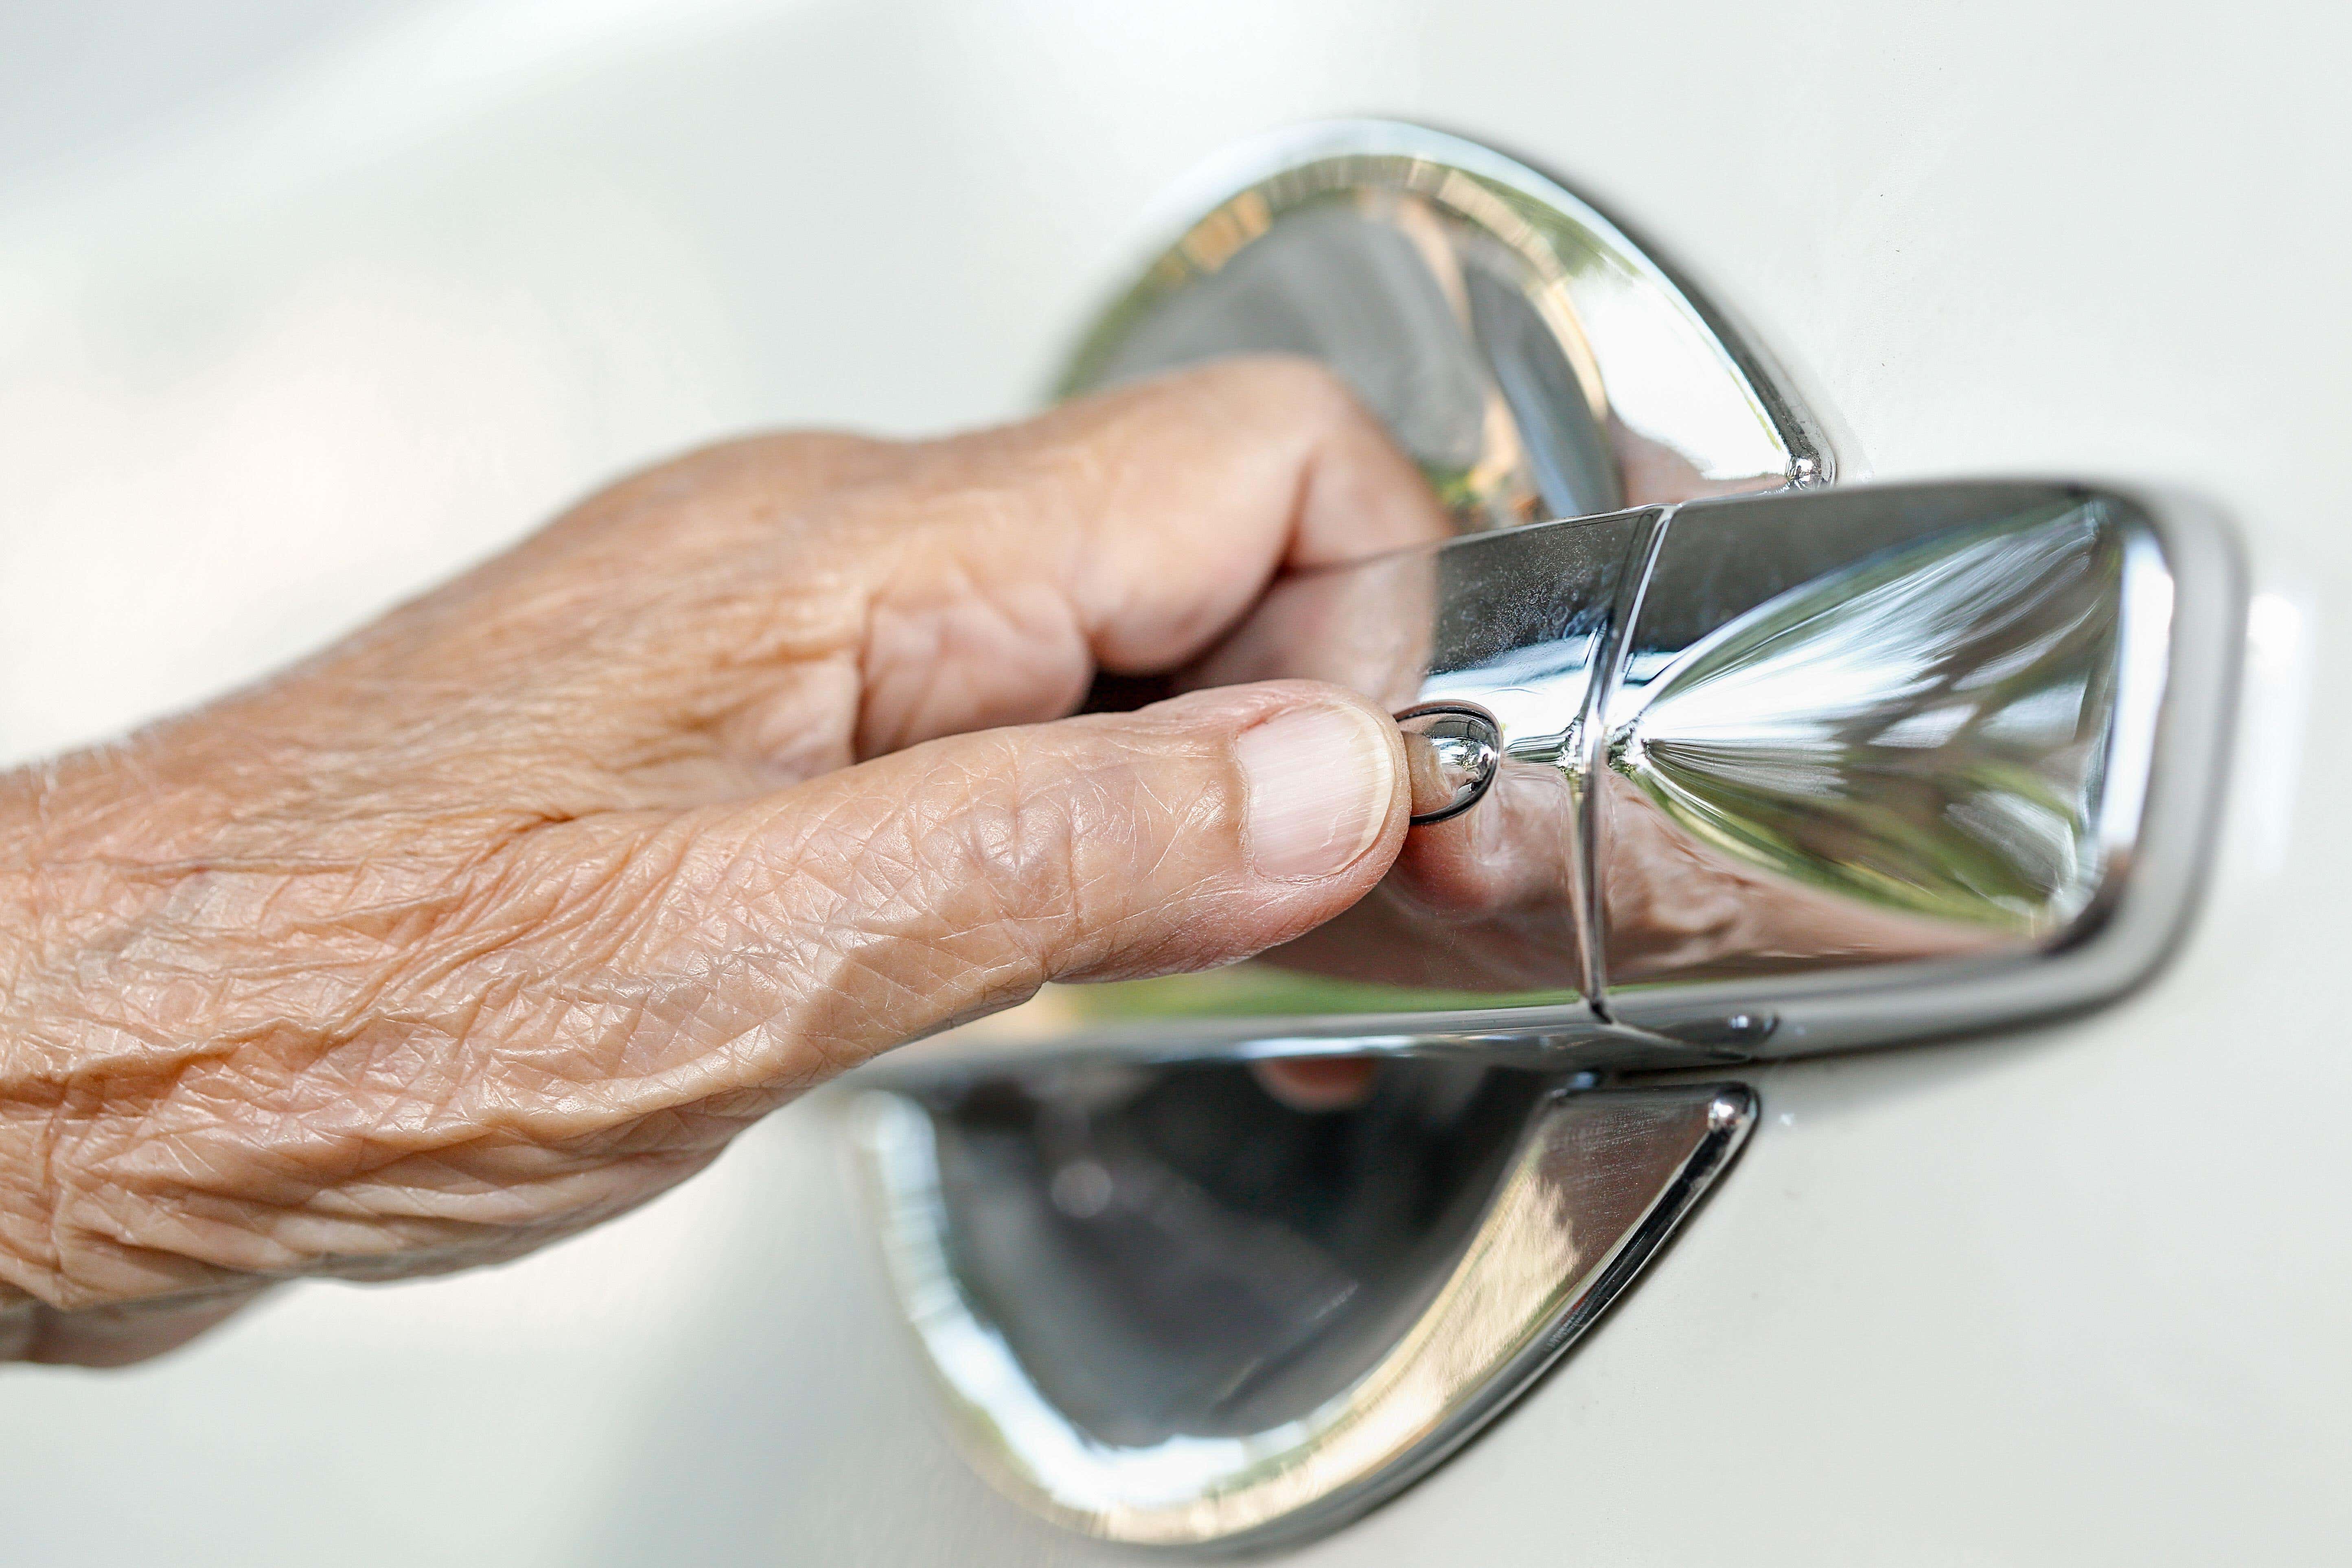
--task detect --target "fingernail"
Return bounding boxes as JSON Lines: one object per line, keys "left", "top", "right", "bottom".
{"left": 1237, "top": 701, "right": 1396, "bottom": 880}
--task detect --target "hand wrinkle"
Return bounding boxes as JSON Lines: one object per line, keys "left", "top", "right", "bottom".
{"left": 0, "top": 359, "right": 1424, "bottom": 1356}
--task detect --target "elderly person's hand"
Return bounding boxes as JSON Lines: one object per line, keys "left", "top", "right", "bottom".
{"left": 0, "top": 359, "right": 1444, "bottom": 1366}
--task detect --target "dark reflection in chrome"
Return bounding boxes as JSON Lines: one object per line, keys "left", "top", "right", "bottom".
{"left": 925, "top": 1061, "right": 1540, "bottom": 1447}
{"left": 851, "top": 1062, "right": 1752, "bottom": 1546}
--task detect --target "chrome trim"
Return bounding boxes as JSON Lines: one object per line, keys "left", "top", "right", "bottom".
{"left": 850, "top": 1077, "right": 1754, "bottom": 1549}
{"left": 1061, "top": 119, "right": 1833, "bottom": 528}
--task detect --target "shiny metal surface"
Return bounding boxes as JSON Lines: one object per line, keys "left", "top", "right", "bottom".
{"left": 1602, "top": 482, "right": 2243, "bottom": 1049}
{"left": 1061, "top": 120, "right": 1834, "bottom": 530}
{"left": 851, "top": 1071, "right": 1753, "bottom": 1549}
{"left": 1606, "top": 486, "right": 2160, "bottom": 979}
{"left": 912, "top": 480, "right": 2240, "bottom": 1070}
{"left": 1397, "top": 703, "right": 1503, "bottom": 823}
{"left": 1207, "top": 505, "right": 1652, "bottom": 1006}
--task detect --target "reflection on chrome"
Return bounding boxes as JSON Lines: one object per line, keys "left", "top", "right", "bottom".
{"left": 1608, "top": 500, "right": 2141, "bottom": 936}
{"left": 850, "top": 1069, "right": 1752, "bottom": 1548}
{"left": 1061, "top": 120, "right": 1831, "bottom": 532}
{"left": 1211, "top": 506, "right": 1649, "bottom": 1001}
{"left": 1398, "top": 703, "right": 1504, "bottom": 823}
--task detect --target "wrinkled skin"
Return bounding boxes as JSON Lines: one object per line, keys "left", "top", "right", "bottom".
{"left": 0, "top": 359, "right": 1443, "bottom": 1366}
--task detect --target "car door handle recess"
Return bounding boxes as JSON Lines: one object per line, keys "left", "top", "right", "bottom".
{"left": 840, "top": 120, "right": 2247, "bottom": 1551}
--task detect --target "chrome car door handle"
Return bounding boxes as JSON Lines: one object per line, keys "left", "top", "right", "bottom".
{"left": 1212, "top": 477, "right": 2240, "bottom": 1055}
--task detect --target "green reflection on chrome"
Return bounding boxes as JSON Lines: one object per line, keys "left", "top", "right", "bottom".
{"left": 1058, "top": 965, "right": 1579, "bottom": 1021}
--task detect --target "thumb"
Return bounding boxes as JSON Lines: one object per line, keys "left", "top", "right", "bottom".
{"left": 618, "top": 681, "right": 1407, "bottom": 1090}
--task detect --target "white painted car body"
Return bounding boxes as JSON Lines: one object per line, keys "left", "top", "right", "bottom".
{"left": 0, "top": 2, "right": 2342, "bottom": 1561}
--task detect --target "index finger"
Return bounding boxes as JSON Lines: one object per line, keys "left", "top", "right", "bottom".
{"left": 843, "top": 355, "right": 1451, "bottom": 754}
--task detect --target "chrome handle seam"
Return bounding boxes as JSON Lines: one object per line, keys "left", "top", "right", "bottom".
{"left": 1574, "top": 503, "right": 1676, "bottom": 1021}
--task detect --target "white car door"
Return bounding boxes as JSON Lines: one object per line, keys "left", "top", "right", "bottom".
{"left": 0, "top": 2, "right": 2341, "bottom": 1564}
